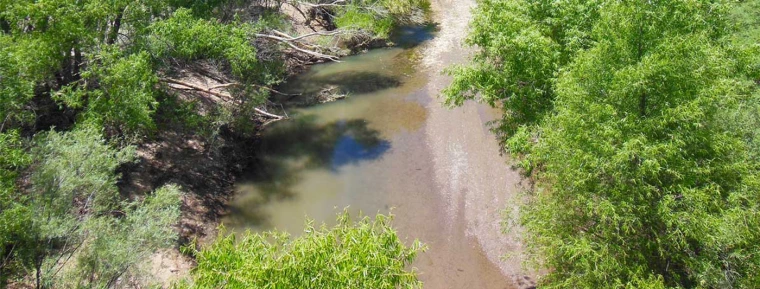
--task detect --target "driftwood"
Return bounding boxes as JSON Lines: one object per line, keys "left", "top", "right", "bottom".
{"left": 160, "top": 78, "right": 286, "bottom": 120}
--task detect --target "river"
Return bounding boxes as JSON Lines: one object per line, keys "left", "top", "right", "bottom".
{"left": 224, "top": 0, "right": 534, "bottom": 288}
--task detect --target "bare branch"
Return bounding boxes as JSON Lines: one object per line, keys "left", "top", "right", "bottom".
{"left": 208, "top": 81, "right": 299, "bottom": 97}
{"left": 208, "top": 83, "right": 240, "bottom": 90}
{"left": 160, "top": 78, "right": 287, "bottom": 120}
{"left": 161, "top": 78, "right": 233, "bottom": 100}
{"left": 298, "top": 0, "right": 347, "bottom": 8}
{"left": 255, "top": 33, "right": 341, "bottom": 62}
{"left": 271, "top": 29, "right": 341, "bottom": 41}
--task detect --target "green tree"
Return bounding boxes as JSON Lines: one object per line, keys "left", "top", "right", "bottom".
{"left": 315, "top": 0, "right": 430, "bottom": 38}
{"left": 0, "top": 131, "right": 33, "bottom": 286}
{"left": 443, "top": 0, "right": 603, "bottom": 147}
{"left": 524, "top": 36, "right": 760, "bottom": 288}
{"left": 14, "top": 127, "right": 182, "bottom": 288}
{"left": 0, "top": 0, "right": 274, "bottom": 134}
{"left": 449, "top": 0, "right": 760, "bottom": 288}
{"left": 0, "top": 0, "right": 430, "bottom": 135}
{"left": 178, "top": 211, "right": 425, "bottom": 289}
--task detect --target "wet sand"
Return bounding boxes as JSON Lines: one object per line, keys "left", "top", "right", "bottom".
{"left": 394, "top": 0, "right": 532, "bottom": 287}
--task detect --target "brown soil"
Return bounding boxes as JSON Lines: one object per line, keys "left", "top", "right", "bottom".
{"left": 118, "top": 123, "right": 259, "bottom": 286}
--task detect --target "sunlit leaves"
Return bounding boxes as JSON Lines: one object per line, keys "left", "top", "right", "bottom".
{"left": 72, "top": 48, "right": 159, "bottom": 133}
{"left": 443, "top": 0, "right": 601, "bottom": 143}
{"left": 179, "top": 211, "right": 425, "bottom": 289}
{"left": 148, "top": 8, "right": 260, "bottom": 78}
{"left": 512, "top": 1, "right": 760, "bottom": 288}
{"left": 26, "top": 127, "right": 181, "bottom": 288}
{"left": 332, "top": 0, "right": 430, "bottom": 37}
{"left": 450, "top": 0, "right": 760, "bottom": 288}
{"left": 31, "top": 126, "right": 136, "bottom": 225}
{"left": 336, "top": 6, "right": 396, "bottom": 38}
{"left": 0, "top": 34, "right": 58, "bottom": 126}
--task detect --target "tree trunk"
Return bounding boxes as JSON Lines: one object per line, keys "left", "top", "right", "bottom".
{"left": 0, "top": 18, "right": 10, "bottom": 34}
{"left": 73, "top": 46, "right": 83, "bottom": 80}
{"left": 107, "top": 10, "right": 124, "bottom": 45}
{"left": 639, "top": 93, "right": 647, "bottom": 117}
{"left": 35, "top": 255, "right": 42, "bottom": 289}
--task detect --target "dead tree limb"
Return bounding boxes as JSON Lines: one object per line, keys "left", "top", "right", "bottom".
{"left": 208, "top": 81, "right": 299, "bottom": 97}
{"left": 271, "top": 29, "right": 341, "bottom": 41}
{"left": 160, "top": 78, "right": 233, "bottom": 100}
{"left": 255, "top": 32, "right": 341, "bottom": 62}
{"left": 160, "top": 78, "right": 286, "bottom": 120}
{"left": 254, "top": 107, "right": 286, "bottom": 120}
{"left": 298, "top": 0, "right": 347, "bottom": 8}
{"left": 208, "top": 83, "right": 240, "bottom": 90}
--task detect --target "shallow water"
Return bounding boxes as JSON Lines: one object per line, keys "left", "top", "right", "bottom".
{"left": 225, "top": 5, "right": 530, "bottom": 287}
{"left": 225, "top": 41, "right": 432, "bottom": 233}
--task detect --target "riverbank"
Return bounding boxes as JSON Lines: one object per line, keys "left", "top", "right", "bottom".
{"left": 114, "top": 8, "right": 434, "bottom": 288}
{"left": 220, "top": 0, "right": 535, "bottom": 288}
{"left": 119, "top": 0, "right": 535, "bottom": 287}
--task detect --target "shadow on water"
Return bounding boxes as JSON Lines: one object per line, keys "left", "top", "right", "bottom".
{"left": 225, "top": 115, "right": 390, "bottom": 229}
{"left": 284, "top": 71, "right": 403, "bottom": 97}
{"left": 260, "top": 116, "right": 390, "bottom": 170}
{"left": 226, "top": 23, "right": 435, "bottom": 232}
{"left": 391, "top": 24, "right": 439, "bottom": 48}
{"left": 274, "top": 24, "right": 436, "bottom": 106}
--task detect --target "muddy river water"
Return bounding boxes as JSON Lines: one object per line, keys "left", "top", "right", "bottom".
{"left": 224, "top": 0, "right": 533, "bottom": 288}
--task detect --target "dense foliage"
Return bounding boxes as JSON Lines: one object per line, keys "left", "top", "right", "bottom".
{"left": 447, "top": 0, "right": 760, "bottom": 288}
{"left": 0, "top": 0, "right": 428, "bottom": 135}
{"left": 0, "top": 0, "right": 281, "bottom": 134}
{"left": 0, "top": 130, "right": 33, "bottom": 283}
{"left": 443, "top": 0, "right": 603, "bottom": 141}
{"left": 0, "top": 127, "right": 182, "bottom": 288}
{"left": 333, "top": 0, "right": 431, "bottom": 37}
{"left": 0, "top": 0, "right": 429, "bottom": 287}
{"left": 177, "top": 212, "right": 424, "bottom": 289}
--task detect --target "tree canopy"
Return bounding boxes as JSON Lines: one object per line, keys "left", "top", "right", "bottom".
{"left": 447, "top": 0, "right": 760, "bottom": 288}
{"left": 0, "top": 126, "right": 182, "bottom": 288}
